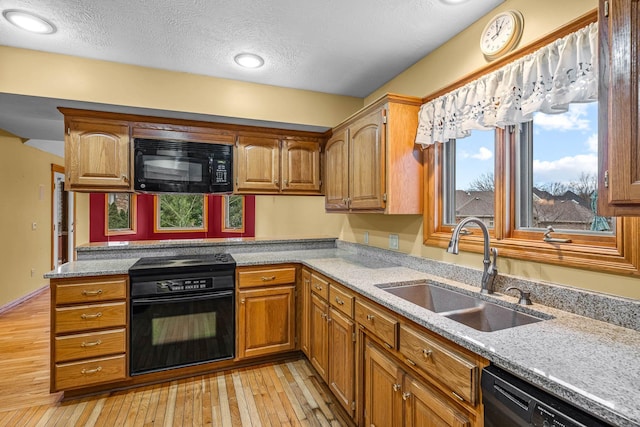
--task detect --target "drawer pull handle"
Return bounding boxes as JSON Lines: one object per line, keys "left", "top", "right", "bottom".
{"left": 392, "top": 383, "right": 401, "bottom": 392}
{"left": 335, "top": 297, "right": 344, "bottom": 305}
{"left": 82, "top": 289, "right": 103, "bottom": 296}
{"left": 366, "top": 314, "right": 375, "bottom": 321}
{"left": 81, "top": 366, "right": 103, "bottom": 375}
{"left": 406, "top": 358, "right": 416, "bottom": 366}
{"left": 452, "top": 391, "right": 465, "bottom": 401}
{"left": 402, "top": 392, "right": 411, "bottom": 401}
{"left": 261, "top": 276, "right": 276, "bottom": 281}
{"left": 384, "top": 342, "right": 393, "bottom": 349}
{"left": 422, "top": 349, "right": 432, "bottom": 358}
{"left": 80, "top": 312, "right": 103, "bottom": 320}
{"left": 81, "top": 339, "right": 102, "bottom": 348}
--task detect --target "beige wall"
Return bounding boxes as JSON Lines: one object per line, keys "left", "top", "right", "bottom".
{"left": 0, "top": 46, "right": 364, "bottom": 129}
{"left": 0, "top": 131, "right": 63, "bottom": 307}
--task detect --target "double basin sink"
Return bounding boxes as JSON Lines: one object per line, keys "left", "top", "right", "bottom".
{"left": 380, "top": 282, "right": 547, "bottom": 332}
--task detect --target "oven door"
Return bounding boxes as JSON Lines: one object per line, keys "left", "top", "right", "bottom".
{"left": 130, "top": 290, "right": 234, "bottom": 375}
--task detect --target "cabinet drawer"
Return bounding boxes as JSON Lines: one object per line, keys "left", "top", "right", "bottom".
{"left": 54, "top": 354, "right": 126, "bottom": 391}
{"left": 55, "top": 277, "right": 127, "bottom": 305}
{"left": 355, "top": 299, "right": 398, "bottom": 349}
{"left": 329, "top": 284, "right": 354, "bottom": 318}
{"left": 310, "top": 273, "right": 329, "bottom": 300}
{"left": 399, "top": 324, "right": 478, "bottom": 405}
{"left": 55, "top": 302, "right": 126, "bottom": 334}
{"left": 55, "top": 329, "right": 126, "bottom": 363}
{"left": 238, "top": 267, "right": 296, "bottom": 288}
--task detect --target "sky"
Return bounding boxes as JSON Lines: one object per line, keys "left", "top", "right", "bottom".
{"left": 455, "top": 102, "right": 598, "bottom": 191}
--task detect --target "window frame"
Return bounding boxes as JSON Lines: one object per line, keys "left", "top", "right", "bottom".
{"left": 104, "top": 193, "right": 137, "bottom": 236}
{"left": 153, "top": 194, "right": 208, "bottom": 234}
{"left": 221, "top": 195, "right": 245, "bottom": 233}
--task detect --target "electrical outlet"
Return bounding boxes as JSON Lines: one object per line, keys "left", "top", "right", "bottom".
{"left": 389, "top": 234, "right": 399, "bottom": 250}
{"left": 31, "top": 222, "right": 37, "bottom": 231}
{"left": 364, "top": 231, "right": 369, "bottom": 245}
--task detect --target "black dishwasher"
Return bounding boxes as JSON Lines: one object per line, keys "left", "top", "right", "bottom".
{"left": 482, "top": 365, "right": 613, "bottom": 427}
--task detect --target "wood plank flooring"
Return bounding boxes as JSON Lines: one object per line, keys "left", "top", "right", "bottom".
{"left": 0, "top": 289, "right": 349, "bottom": 426}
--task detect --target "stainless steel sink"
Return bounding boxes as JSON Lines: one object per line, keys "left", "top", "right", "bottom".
{"left": 381, "top": 282, "right": 544, "bottom": 332}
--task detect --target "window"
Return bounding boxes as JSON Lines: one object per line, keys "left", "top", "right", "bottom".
{"left": 154, "top": 194, "right": 207, "bottom": 233}
{"left": 515, "top": 103, "right": 614, "bottom": 237}
{"left": 443, "top": 130, "right": 496, "bottom": 229}
{"left": 425, "top": 100, "right": 625, "bottom": 273}
{"left": 105, "top": 193, "right": 136, "bottom": 235}
{"left": 222, "top": 195, "right": 245, "bottom": 232}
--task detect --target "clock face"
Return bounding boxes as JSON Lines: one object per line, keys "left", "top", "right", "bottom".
{"left": 480, "top": 11, "right": 523, "bottom": 60}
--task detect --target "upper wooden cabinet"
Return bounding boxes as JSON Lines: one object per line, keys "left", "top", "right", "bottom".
{"left": 64, "top": 117, "right": 132, "bottom": 192}
{"left": 598, "top": 0, "right": 640, "bottom": 215}
{"left": 324, "top": 94, "right": 423, "bottom": 214}
{"left": 235, "top": 136, "right": 323, "bottom": 195}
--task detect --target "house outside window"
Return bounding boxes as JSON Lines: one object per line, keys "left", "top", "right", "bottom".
{"left": 106, "top": 193, "right": 136, "bottom": 235}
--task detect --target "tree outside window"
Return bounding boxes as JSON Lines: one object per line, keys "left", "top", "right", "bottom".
{"left": 155, "top": 194, "right": 207, "bottom": 232}
{"left": 223, "top": 195, "right": 244, "bottom": 232}
{"left": 106, "top": 193, "right": 136, "bottom": 235}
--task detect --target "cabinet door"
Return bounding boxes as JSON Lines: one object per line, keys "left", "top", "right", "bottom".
{"left": 237, "top": 285, "right": 295, "bottom": 359}
{"left": 328, "top": 308, "right": 356, "bottom": 417}
{"left": 309, "top": 293, "right": 329, "bottom": 381}
{"left": 324, "top": 129, "right": 350, "bottom": 210}
{"left": 300, "top": 268, "right": 312, "bottom": 357}
{"left": 66, "top": 120, "right": 131, "bottom": 191}
{"left": 404, "top": 375, "right": 471, "bottom": 427}
{"left": 598, "top": 0, "right": 640, "bottom": 215}
{"left": 349, "top": 109, "right": 386, "bottom": 210}
{"left": 363, "top": 340, "right": 403, "bottom": 427}
{"left": 235, "top": 135, "right": 281, "bottom": 193}
{"left": 281, "top": 140, "right": 321, "bottom": 193}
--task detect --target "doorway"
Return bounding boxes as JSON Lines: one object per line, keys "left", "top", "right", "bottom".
{"left": 51, "top": 165, "right": 75, "bottom": 268}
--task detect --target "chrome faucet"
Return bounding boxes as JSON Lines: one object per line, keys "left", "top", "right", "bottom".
{"left": 447, "top": 217, "right": 498, "bottom": 295}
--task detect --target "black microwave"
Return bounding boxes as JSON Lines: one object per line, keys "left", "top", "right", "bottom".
{"left": 134, "top": 138, "right": 233, "bottom": 194}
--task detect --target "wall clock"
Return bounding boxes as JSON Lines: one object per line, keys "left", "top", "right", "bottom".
{"left": 479, "top": 10, "right": 524, "bottom": 61}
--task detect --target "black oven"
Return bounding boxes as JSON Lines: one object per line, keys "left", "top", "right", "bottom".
{"left": 134, "top": 138, "right": 233, "bottom": 194}
{"left": 128, "top": 254, "right": 236, "bottom": 375}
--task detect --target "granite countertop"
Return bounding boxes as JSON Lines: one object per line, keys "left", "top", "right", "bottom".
{"left": 45, "top": 246, "right": 640, "bottom": 426}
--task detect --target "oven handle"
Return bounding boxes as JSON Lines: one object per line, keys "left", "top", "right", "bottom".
{"left": 131, "top": 290, "right": 234, "bottom": 305}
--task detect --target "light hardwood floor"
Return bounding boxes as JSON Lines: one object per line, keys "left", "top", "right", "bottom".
{"left": 0, "top": 289, "right": 349, "bottom": 426}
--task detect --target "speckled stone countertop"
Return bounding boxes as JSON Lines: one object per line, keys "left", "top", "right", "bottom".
{"left": 45, "top": 241, "right": 640, "bottom": 426}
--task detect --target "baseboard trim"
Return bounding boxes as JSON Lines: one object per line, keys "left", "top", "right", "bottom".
{"left": 0, "top": 285, "right": 48, "bottom": 315}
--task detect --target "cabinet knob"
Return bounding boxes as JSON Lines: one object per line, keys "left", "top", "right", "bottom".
{"left": 315, "top": 285, "right": 323, "bottom": 291}
{"left": 402, "top": 392, "right": 411, "bottom": 401}
{"left": 335, "top": 297, "right": 344, "bottom": 305}
{"left": 284, "top": 179, "right": 289, "bottom": 186}
{"left": 275, "top": 179, "right": 279, "bottom": 185}
{"left": 241, "top": 298, "right": 246, "bottom": 304}
{"left": 422, "top": 349, "right": 432, "bottom": 358}
{"left": 366, "top": 314, "right": 375, "bottom": 321}
{"left": 122, "top": 175, "right": 129, "bottom": 182}
{"left": 392, "top": 383, "right": 401, "bottom": 392}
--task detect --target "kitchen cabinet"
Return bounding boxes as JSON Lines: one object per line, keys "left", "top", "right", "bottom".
{"left": 307, "top": 271, "right": 357, "bottom": 417}
{"left": 64, "top": 117, "right": 132, "bottom": 192}
{"left": 598, "top": 0, "right": 640, "bottom": 215}
{"left": 50, "top": 275, "right": 128, "bottom": 392}
{"left": 236, "top": 265, "right": 297, "bottom": 359}
{"left": 235, "top": 135, "right": 322, "bottom": 195}
{"left": 364, "top": 339, "right": 472, "bottom": 427}
{"left": 324, "top": 93, "right": 423, "bottom": 213}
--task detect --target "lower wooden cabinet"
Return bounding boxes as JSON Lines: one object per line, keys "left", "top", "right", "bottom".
{"left": 364, "top": 339, "right": 472, "bottom": 427}
{"left": 309, "top": 292, "right": 329, "bottom": 379}
{"left": 300, "top": 268, "right": 312, "bottom": 357}
{"left": 50, "top": 275, "right": 129, "bottom": 392}
{"left": 328, "top": 307, "right": 356, "bottom": 417}
{"left": 237, "top": 285, "right": 296, "bottom": 359}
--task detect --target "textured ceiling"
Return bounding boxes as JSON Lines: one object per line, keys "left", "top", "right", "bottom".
{"left": 0, "top": 0, "right": 503, "bottom": 153}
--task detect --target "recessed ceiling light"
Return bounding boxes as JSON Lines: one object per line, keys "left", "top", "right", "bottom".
{"left": 234, "top": 53, "right": 264, "bottom": 69}
{"left": 3, "top": 9, "right": 56, "bottom": 34}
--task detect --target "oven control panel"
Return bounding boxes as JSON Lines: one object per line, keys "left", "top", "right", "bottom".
{"left": 156, "top": 278, "right": 212, "bottom": 293}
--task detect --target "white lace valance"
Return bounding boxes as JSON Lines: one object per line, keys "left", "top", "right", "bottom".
{"left": 415, "top": 23, "right": 598, "bottom": 147}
